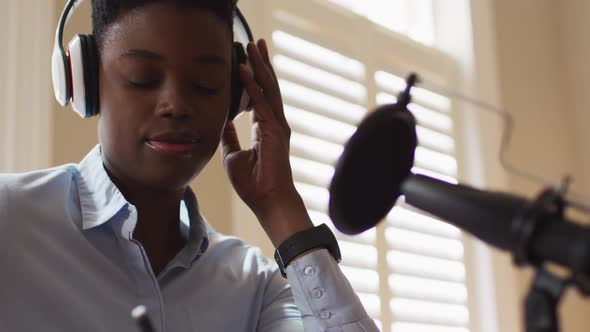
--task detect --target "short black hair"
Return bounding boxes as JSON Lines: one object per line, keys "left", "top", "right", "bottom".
{"left": 92, "top": 0, "right": 237, "bottom": 50}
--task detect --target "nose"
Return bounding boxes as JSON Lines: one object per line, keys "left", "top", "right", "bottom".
{"left": 155, "top": 81, "right": 193, "bottom": 119}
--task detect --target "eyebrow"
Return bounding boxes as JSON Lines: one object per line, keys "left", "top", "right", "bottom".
{"left": 119, "top": 49, "right": 228, "bottom": 65}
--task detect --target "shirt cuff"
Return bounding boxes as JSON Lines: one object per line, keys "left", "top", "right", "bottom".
{"left": 285, "top": 249, "right": 370, "bottom": 329}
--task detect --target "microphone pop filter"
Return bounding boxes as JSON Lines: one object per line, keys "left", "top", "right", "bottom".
{"left": 329, "top": 103, "right": 417, "bottom": 235}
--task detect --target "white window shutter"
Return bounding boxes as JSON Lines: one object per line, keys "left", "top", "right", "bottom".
{"left": 259, "top": 1, "right": 472, "bottom": 331}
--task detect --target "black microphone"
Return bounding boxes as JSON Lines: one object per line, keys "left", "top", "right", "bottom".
{"left": 401, "top": 174, "right": 590, "bottom": 276}
{"left": 328, "top": 75, "right": 418, "bottom": 235}
{"left": 328, "top": 72, "right": 590, "bottom": 276}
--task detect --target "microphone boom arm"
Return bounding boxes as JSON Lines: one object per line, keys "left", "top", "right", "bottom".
{"left": 401, "top": 173, "right": 590, "bottom": 332}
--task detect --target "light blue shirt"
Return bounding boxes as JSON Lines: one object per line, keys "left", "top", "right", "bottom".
{"left": 0, "top": 145, "right": 378, "bottom": 332}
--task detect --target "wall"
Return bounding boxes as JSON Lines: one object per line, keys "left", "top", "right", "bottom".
{"left": 491, "top": 0, "right": 590, "bottom": 331}
{"left": 560, "top": 0, "right": 590, "bottom": 195}
{"left": 0, "top": 0, "right": 54, "bottom": 172}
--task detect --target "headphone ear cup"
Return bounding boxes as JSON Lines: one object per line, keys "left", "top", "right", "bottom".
{"left": 51, "top": 43, "right": 72, "bottom": 107}
{"left": 67, "top": 35, "right": 89, "bottom": 118}
{"left": 68, "top": 34, "right": 100, "bottom": 118}
{"left": 229, "top": 42, "right": 252, "bottom": 121}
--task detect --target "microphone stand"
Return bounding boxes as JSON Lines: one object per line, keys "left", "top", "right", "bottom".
{"left": 396, "top": 74, "right": 590, "bottom": 332}
{"left": 513, "top": 182, "right": 590, "bottom": 332}
{"left": 525, "top": 269, "right": 567, "bottom": 332}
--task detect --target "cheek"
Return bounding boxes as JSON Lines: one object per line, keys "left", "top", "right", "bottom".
{"left": 198, "top": 88, "right": 232, "bottom": 133}
{"left": 100, "top": 68, "right": 156, "bottom": 115}
{"left": 98, "top": 73, "right": 154, "bottom": 157}
{"left": 211, "top": 99, "right": 232, "bottom": 145}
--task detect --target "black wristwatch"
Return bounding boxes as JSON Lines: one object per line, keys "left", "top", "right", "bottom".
{"left": 274, "top": 224, "right": 341, "bottom": 278}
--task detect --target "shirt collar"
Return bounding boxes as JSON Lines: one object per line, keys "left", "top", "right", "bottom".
{"left": 176, "top": 188, "right": 210, "bottom": 266}
{"left": 76, "top": 145, "right": 209, "bottom": 261}
{"left": 76, "top": 145, "right": 128, "bottom": 231}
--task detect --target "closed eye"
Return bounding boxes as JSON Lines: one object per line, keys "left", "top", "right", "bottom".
{"left": 125, "top": 78, "right": 221, "bottom": 95}
{"left": 192, "top": 83, "right": 221, "bottom": 95}
{"left": 127, "top": 80, "right": 159, "bottom": 89}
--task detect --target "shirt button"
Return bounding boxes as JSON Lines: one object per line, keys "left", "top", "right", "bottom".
{"left": 304, "top": 266, "right": 316, "bottom": 276}
{"left": 311, "top": 288, "right": 324, "bottom": 298}
{"left": 320, "top": 311, "right": 332, "bottom": 319}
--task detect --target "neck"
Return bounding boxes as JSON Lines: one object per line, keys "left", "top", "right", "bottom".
{"left": 108, "top": 171, "right": 185, "bottom": 227}
{"left": 132, "top": 188, "right": 188, "bottom": 275}
{"left": 129, "top": 188, "right": 184, "bottom": 239}
{"left": 105, "top": 168, "right": 188, "bottom": 274}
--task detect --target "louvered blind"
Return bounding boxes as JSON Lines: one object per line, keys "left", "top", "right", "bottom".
{"left": 271, "top": 29, "right": 385, "bottom": 324}
{"left": 265, "top": 1, "right": 471, "bottom": 331}
{"left": 376, "top": 71, "right": 470, "bottom": 332}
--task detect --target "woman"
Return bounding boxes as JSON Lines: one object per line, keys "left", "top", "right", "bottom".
{"left": 0, "top": 0, "right": 378, "bottom": 331}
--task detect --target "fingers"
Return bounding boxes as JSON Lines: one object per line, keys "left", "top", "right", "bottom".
{"left": 221, "top": 121, "right": 242, "bottom": 161}
{"left": 239, "top": 64, "right": 274, "bottom": 123}
{"left": 257, "top": 39, "right": 278, "bottom": 83}
{"left": 247, "top": 42, "right": 278, "bottom": 105}
{"left": 246, "top": 40, "right": 290, "bottom": 130}
{"left": 257, "top": 39, "right": 289, "bottom": 130}
{"left": 251, "top": 121, "right": 261, "bottom": 145}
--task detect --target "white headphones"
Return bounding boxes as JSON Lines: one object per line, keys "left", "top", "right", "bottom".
{"left": 51, "top": 0, "right": 254, "bottom": 120}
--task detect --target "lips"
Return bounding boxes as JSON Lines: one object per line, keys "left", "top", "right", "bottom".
{"left": 146, "top": 132, "right": 201, "bottom": 155}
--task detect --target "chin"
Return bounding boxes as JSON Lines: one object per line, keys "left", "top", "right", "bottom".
{"left": 140, "top": 170, "right": 197, "bottom": 193}
{"left": 139, "top": 148, "right": 212, "bottom": 189}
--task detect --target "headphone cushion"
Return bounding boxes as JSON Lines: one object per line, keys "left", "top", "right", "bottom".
{"left": 81, "top": 35, "right": 100, "bottom": 117}
{"left": 229, "top": 42, "right": 254, "bottom": 121}
{"left": 229, "top": 42, "right": 245, "bottom": 121}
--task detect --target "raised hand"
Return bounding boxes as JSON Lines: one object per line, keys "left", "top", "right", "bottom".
{"left": 221, "top": 39, "right": 314, "bottom": 247}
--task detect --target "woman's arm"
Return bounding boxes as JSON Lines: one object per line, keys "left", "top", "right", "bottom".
{"left": 221, "top": 39, "right": 379, "bottom": 332}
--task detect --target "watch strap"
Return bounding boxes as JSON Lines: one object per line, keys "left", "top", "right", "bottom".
{"left": 274, "top": 223, "right": 341, "bottom": 278}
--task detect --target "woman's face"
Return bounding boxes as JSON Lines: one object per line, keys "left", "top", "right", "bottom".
{"left": 98, "top": 3, "right": 232, "bottom": 192}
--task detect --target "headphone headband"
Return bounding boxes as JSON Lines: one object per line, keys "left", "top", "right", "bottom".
{"left": 54, "top": 0, "right": 86, "bottom": 60}
{"left": 235, "top": 8, "right": 254, "bottom": 42}
{"left": 52, "top": 0, "right": 254, "bottom": 119}
{"left": 54, "top": 0, "right": 254, "bottom": 65}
